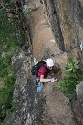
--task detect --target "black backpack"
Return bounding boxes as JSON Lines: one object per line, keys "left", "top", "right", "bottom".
{"left": 31, "top": 61, "right": 46, "bottom": 76}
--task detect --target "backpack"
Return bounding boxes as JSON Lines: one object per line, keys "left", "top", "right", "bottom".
{"left": 31, "top": 61, "right": 46, "bottom": 76}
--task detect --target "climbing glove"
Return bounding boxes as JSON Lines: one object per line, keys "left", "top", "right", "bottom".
{"left": 50, "top": 78, "right": 55, "bottom": 82}
{"left": 50, "top": 78, "right": 57, "bottom": 82}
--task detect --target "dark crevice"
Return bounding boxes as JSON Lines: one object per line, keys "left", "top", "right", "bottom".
{"left": 43, "top": 0, "right": 65, "bottom": 51}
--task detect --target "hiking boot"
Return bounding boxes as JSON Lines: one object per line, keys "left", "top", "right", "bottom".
{"left": 35, "top": 82, "right": 40, "bottom": 87}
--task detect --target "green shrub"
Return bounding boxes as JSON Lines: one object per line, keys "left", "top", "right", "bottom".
{"left": 58, "top": 58, "right": 83, "bottom": 100}
{"left": 0, "top": 1, "right": 28, "bottom": 122}
{"left": 0, "top": 2, "right": 18, "bottom": 122}
{"left": 0, "top": 75, "right": 15, "bottom": 107}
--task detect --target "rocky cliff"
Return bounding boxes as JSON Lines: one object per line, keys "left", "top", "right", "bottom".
{"left": 2, "top": 0, "right": 83, "bottom": 125}
{"left": 43, "top": 0, "right": 83, "bottom": 69}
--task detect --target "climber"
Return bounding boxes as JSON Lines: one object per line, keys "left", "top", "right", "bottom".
{"left": 34, "top": 58, "right": 58, "bottom": 92}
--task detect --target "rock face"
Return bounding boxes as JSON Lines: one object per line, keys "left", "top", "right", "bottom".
{"left": 43, "top": 0, "right": 83, "bottom": 68}
{"left": 5, "top": 51, "right": 78, "bottom": 125}
{"left": 5, "top": 51, "right": 46, "bottom": 125}
{"left": 76, "top": 82, "right": 83, "bottom": 121}
{"left": 41, "top": 82, "right": 78, "bottom": 125}
{"left": 4, "top": 0, "right": 83, "bottom": 125}
{"left": 43, "top": 0, "right": 65, "bottom": 51}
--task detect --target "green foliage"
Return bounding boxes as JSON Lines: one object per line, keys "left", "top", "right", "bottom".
{"left": 0, "top": 75, "right": 15, "bottom": 107}
{"left": 0, "top": 55, "right": 12, "bottom": 77}
{"left": 0, "top": 1, "right": 18, "bottom": 122}
{"left": 0, "top": 55, "right": 16, "bottom": 120}
{"left": 0, "top": 11, "right": 18, "bottom": 51}
{"left": 58, "top": 58, "right": 83, "bottom": 100}
{"left": 0, "top": 0, "right": 28, "bottom": 123}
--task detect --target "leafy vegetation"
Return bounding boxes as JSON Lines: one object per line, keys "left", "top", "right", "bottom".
{"left": 58, "top": 58, "right": 83, "bottom": 100}
{"left": 0, "top": 11, "right": 16, "bottom": 124}
{"left": 0, "top": 1, "right": 27, "bottom": 123}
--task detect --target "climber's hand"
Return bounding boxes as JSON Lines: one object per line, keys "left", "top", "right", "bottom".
{"left": 50, "top": 78, "right": 57, "bottom": 82}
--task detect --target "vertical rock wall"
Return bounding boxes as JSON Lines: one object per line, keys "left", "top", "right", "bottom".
{"left": 43, "top": 0, "right": 83, "bottom": 68}
{"left": 43, "top": 0, "right": 65, "bottom": 51}
{"left": 5, "top": 50, "right": 46, "bottom": 125}
{"left": 4, "top": 1, "right": 83, "bottom": 125}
